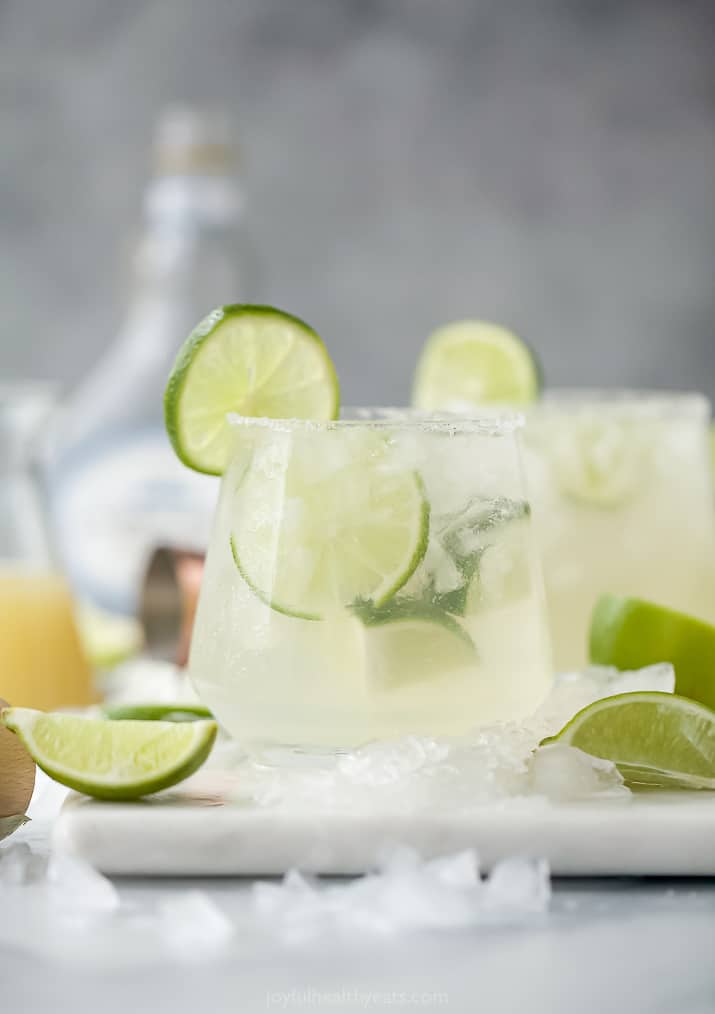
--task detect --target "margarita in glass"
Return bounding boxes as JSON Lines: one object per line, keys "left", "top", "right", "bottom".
{"left": 189, "top": 410, "right": 553, "bottom": 748}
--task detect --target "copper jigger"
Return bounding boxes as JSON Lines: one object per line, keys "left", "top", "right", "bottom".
{"left": 139, "top": 547, "right": 205, "bottom": 667}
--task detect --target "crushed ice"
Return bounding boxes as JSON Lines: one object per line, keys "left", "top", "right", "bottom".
{"left": 253, "top": 847, "right": 550, "bottom": 938}
{"left": 208, "top": 664, "right": 673, "bottom": 812}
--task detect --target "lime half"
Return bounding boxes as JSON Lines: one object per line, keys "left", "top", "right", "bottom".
{"left": 231, "top": 435, "right": 429, "bottom": 619}
{"left": 1, "top": 708, "right": 217, "bottom": 801}
{"left": 590, "top": 594, "right": 715, "bottom": 711}
{"left": 549, "top": 692, "right": 715, "bottom": 790}
{"left": 412, "top": 320, "right": 540, "bottom": 410}
{"left": 165, "top": 305, "right": 340, "bottom": 475}
{"left": 351, "top": 598, "right": 475, "bottom": 689}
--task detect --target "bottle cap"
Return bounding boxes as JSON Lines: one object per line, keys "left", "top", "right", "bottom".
{"left": 153, "top": 105, "right": 238, "bottom": 177}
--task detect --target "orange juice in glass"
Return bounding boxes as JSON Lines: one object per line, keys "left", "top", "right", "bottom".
{"left": 0, "top": 386, "right": 93, "bottom": 710}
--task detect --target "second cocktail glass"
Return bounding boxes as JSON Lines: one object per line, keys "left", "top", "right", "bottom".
{"left": 523, "top": 391, "right": 715, "bottom": 672}
{"left": 190, "top": 410, "right": 553, "bottom": 750}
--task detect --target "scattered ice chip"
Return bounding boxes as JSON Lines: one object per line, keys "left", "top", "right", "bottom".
{"left": 0, "top": 842, "right": 47, "bottom": 885}
{"left": 253, "top": 848, "right": 550, "bottom": 937}
{"left": 482, "top": 857, "right": 551, "bottom": 915}
{"left": 47, "top": 851, "right": 120, "bottom": 913}
{"left": 157, "top": 891, "right": 234, "bottom": 957}
{"left": 528, "top": 743, "right": 630, "bottom": 803}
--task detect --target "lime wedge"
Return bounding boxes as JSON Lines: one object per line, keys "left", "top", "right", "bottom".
{"left": 412, "top": 320, "right": 540, "bottom": 410}
{"left": 351, "top": 598, "right": 475, "bottom": 689}
{"left": 590, "top": 594, "right": 715, "bottom": 711}
{"left": 1, "top": 708, "right": 217, "bottom": 801}
{"left": 103, "top": 702, "right": 213, "bottom": 722}
{"left": 230, "top": 435, "right": 429, "bottom": 619}
{"left": 548, "top": 692, "right": 715, "bottom": 789}
{"left": 164, "top": 305, "right": 340, "bottom": 475}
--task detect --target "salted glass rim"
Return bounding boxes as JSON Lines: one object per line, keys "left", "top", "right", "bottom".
{"left": 533, "top": 388, "right": 710, "bottom": 419}
{"left": 226, "top": 407, "right": 524, "bottom": 436}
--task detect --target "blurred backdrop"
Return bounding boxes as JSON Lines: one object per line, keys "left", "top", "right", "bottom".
{"left": 1, "top": 0, "right": 714, "bottom": 404}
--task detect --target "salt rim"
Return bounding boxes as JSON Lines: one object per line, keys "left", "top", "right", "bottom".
{"left": 226, "top": 406, "right": 525, "bottom": 436}
{"left": 534, "top": 389, "right": 710, "bottom": 420}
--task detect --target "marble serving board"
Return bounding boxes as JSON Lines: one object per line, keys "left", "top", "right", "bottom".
{"left": 53, "top": 785, "right": 715, "bottom": 877}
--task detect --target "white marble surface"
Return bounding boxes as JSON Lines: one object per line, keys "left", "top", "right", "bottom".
{"left": 3, "top": 816, "right": 715, "bottom": 1014}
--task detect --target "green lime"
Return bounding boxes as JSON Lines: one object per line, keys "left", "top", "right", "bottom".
{"left": 590, "top": 594, "right": 715, "bottom": 711}
{"left": 230, "top": 434, "right": 429, "bottom": 619}
{"left": 350, "top": 598, "right": 475, "bottom": 689}
{"left": 548, "top": 691, "right": 715, "bottom": 789}
{"left": 412, "top": 320, "right": 540, "bottom": 410}
{"left": 103, "top": 702, "right": 214, "bottom": 722}
{"left": 164, "top": 305, "right": 340, "bottom": 475}
{"left": 1, "top": 708, "right": 217, "bottom": 801}
{"left": 77, "top": 603, "right": 143, "bottom": 669}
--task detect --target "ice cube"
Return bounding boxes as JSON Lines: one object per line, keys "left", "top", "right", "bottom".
{"left": 0, "top": 842, "right": 47, "bottom": 885}
{"left": 528, "top": 743, "right": 630, "bottom": 802}
{"left": 47, "top": 851, "right": 120, "bottom": 913}
{"left": 483, "top": 857, "right": 551, "bottom": 915}
{"left": 157, "top": 891, "right": 234, "bottom": 957}
{"left": 584, "top": 662, "right": 675, "bottom": 697}
{"left": 254, "top": 847, "right": 549, "bottom": 937}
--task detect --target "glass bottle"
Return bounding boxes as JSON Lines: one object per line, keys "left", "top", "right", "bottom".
{"left": 51, "top": 106, "right": 259, "bottom": 613}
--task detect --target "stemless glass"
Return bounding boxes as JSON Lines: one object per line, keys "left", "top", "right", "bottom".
{"left": 522, "top": 391, "right": 715, "bottom": 672}
{"left": 0, "top": 385, "right": 94, "bottom": 709}
{"left": 189, "top": 410, "right": 553, "bottom": 750}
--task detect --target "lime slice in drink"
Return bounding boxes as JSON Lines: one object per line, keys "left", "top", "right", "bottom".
{"left": 230, "top": 436, "right": 429, "bottom": 619}
{"left": 590, "top": 594, "right": 715, "bottom": 711}
{"left": 351, "top": 598, "right": 475, "bottom": 689}
{"left": 165, "top": 305, "right": 340, "bottom": 475}
{"left": 539, "top": 419, "right": 650, "bottom": 508}
{"left": 548, "top": 692, "right": 715, "bottom": 789}
{"left": 412, "top": 320, "right": 540, "bottom": 410}
{"left": 1, "top": 708, "right": 217, "bottom": 801}
{"left": 103, "top": 702, "right": 214, "bottom": 722}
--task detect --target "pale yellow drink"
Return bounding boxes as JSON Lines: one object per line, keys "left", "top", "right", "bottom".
{"left": 0, "top": 568, "right": 94, "bottom": 710}
{"left": 523, "top": 392, "right": 715, "bottom": 672}
{"left": 190, "top": 411, "right": 553, "bottom": 749}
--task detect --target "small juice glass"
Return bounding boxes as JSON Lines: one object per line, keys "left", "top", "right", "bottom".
{"left": 0, "top": 385, "right": 94, "bottom": 710}
{"left": 189, "top": 410, "right": 553, "bottom": 749}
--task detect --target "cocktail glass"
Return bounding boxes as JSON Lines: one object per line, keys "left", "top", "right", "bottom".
{"left": 522, "top": 391, "right": 715, "bottom": 671}
{"left": 189, "top": 410, "right": 553, "bottom": 750}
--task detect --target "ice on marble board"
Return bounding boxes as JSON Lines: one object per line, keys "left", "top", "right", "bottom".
{"left": 254, "top": 847, "right": 550, "bottom": 938}
{"left": 528, "top": 744, "right": 629, "bottom": 803}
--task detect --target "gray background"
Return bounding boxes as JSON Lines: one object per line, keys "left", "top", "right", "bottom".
{"left": 1, "top": 0, "right": 713, "bottom": 405}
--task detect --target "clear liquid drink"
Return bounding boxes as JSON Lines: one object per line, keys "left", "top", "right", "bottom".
{"left": 190, "top": 411, "right": 553, "bottom": 749}
{"left": 522, "top": 392, "right": 715, "bottom": 671}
